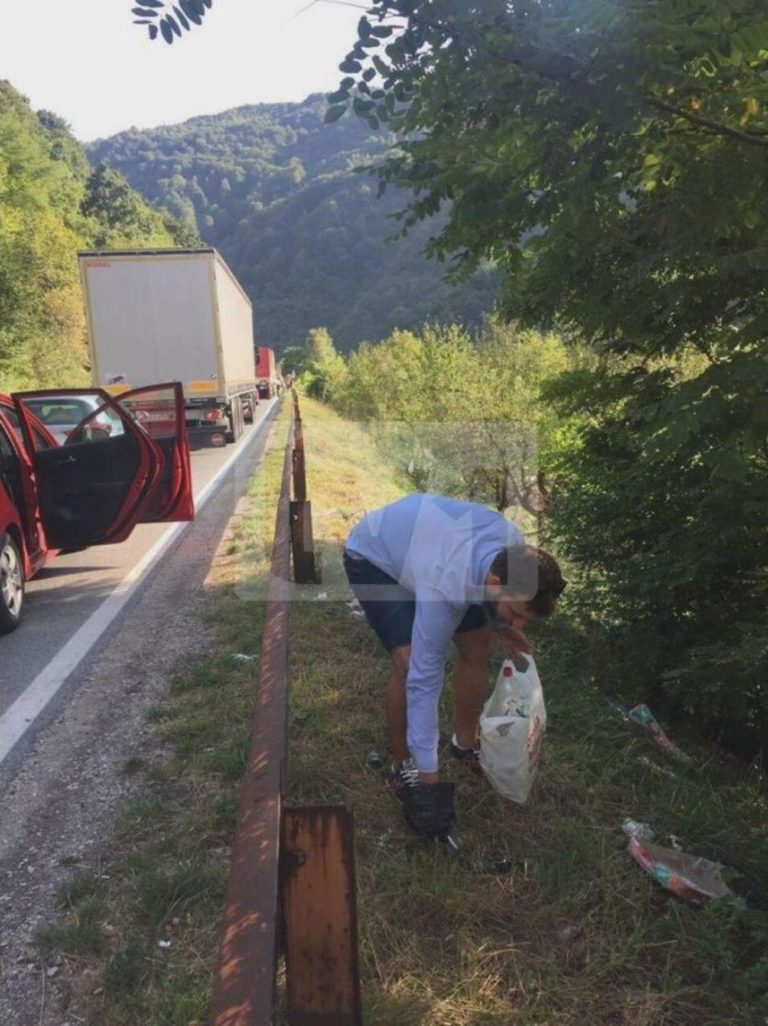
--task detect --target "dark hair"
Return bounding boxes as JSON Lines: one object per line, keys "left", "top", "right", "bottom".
{"left": 489, "top": 545, "right": 566, "bottom": 618}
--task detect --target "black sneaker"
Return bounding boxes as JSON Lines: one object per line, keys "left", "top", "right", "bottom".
{"left": 449, "top": 734, "right": 484, "bottom": 777}
{"left": 386, "top": 758, "right": 420, "bottom": 802}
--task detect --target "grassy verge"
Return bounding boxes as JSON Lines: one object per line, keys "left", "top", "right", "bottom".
{"left": 38, "top": 396, "right": 767, "bottom": 1025}
{"left": 285, "top": 398, "right": 768, "bottom": 1026}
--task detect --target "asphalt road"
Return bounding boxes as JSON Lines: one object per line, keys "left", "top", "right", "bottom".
{"left": 0, "top": 398, "right": 278, "bottom": 765}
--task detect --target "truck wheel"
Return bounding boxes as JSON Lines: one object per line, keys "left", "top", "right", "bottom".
{"left": 0, "top": 532, "right": 25, "bottom": 633}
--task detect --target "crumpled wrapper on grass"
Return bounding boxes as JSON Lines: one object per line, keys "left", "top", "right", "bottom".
{"left": 623, "top": 820, "right": 732, "bottom": 904}
{"left": 626, "top": 703, "right": 692, "bottom": 764}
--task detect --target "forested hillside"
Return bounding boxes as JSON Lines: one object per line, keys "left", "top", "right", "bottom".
{"left": 87, "top": 95, "right": 498, "bottom": 351}
{"left": 0, "top": 81, "right": 196, "bottom": 390}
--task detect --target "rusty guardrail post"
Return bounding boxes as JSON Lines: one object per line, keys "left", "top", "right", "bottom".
{"left": 290, "top": 394, "right": 319, "bottom": 584}
{"left": 281, "top": 807, "right": 363, "bottom": 1026}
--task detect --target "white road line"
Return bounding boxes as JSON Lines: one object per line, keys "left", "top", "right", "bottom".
{"left": 0, "top": 404, "right": 277, "bottom": 764}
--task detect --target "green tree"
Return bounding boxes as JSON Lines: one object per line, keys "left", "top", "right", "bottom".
{"left": 302, "top": 327, "right": 349, "bottom": 401}
{"left": 332, "top": 1, "right": 768, "bottom": 752}
{"left": 0, "top": 81, "right": 187, "bottom": 389}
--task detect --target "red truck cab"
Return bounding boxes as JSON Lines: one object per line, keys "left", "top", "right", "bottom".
{"left": 255, "top": 346, "right": 277, "bottom": 399}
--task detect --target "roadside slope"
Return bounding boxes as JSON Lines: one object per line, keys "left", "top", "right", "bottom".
{"left": 287, "top": 398, "right": 768, "bottom": 1026}
{"left": 27, "top": 397, "right": 767, "bottom": 1026}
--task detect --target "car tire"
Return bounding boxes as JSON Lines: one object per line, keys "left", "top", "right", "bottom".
{"left": 0, "top": 532, "right": 25, "bottom": 634}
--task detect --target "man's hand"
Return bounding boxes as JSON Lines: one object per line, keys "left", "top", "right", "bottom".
{"left": 497, "top": 623, "right": 533, "bottom": 659}
{"left": 402, "top": 782, "right": 455, "bottom": 838}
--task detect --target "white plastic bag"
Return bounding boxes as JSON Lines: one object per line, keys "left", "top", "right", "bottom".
{"left": 478, "top": 655, "right": 546, "bottom": 803}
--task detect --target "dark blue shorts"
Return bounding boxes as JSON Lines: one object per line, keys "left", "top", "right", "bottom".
{"left": 343, "top": 549, "right": 488, "bottom": 651}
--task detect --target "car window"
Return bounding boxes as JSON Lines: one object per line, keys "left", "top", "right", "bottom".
{"left": 0, "top": 405, "right": 53, "bottom": 450}
{"left": 24, "top": 398, "right": 94, "bottom": 426}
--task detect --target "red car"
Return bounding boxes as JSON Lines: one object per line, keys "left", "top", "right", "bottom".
{"left": 0, "top": 383, "right": 194, "bottom": 634}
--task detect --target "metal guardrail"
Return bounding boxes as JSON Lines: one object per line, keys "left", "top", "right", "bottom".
{"left": 210, "top": 393, "right": 362, "bottom": 1026}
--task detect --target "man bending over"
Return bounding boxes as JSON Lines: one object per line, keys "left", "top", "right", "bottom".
{"left": 344, "top": 493, "right": 565, "bottom": 838}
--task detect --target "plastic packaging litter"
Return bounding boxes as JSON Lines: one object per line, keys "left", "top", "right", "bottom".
{"left": 626, "top": 703, "right": 692, "bottom": 763}
{"left": 365, "top": 749, "right": 384, "bottom": 769}
{"left": 232, "top": 653, "right": 255, "bottom": 662}
{"left": 623, "top": 818, "right": 654, "bottom": 842}
{"left": 479, "top": 656, "right": 546, "bottom": 803}
{"left": 622, "top": 819, "right": 732, "bottom": 904}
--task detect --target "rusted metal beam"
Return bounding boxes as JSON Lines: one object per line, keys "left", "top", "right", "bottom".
{"left": 210, "top": 405, "right": 294, "bottom": 1026}
{"left": 281, "top": 806, "right": 363, "bottom": 1026}
{"left": 290, "top": 500, "right": 318, "bottom": 585}
{"left": 292, "top": 421, "right": 307, "bottom": 503}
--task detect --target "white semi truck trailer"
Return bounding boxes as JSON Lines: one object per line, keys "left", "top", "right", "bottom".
{"left": 79, "top": 248, "right": 259, "bottom": 447}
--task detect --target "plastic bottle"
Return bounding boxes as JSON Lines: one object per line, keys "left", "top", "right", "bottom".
{"left": 486, "top": 661, "right": 517, "bottom": 717}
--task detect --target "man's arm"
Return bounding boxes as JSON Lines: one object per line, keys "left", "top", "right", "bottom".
{"left": 406, "top": 591, "right": 464, "bottom": 778}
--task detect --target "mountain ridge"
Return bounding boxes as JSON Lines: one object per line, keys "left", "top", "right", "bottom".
{"left": 88, "top": 94, "right": 498, "bottom": 353}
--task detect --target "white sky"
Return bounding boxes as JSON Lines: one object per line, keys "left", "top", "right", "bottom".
{"left": 0, "top": 0, "right": 363, "bottom": 141}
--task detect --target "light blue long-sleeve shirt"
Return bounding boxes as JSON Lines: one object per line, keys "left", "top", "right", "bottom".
{"left": 346, "top": 494, "right": 524, "bottom": 772}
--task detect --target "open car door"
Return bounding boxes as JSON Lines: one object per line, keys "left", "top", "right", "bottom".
{"left": 117, "top": 383, "right": 194, "bottom": 524}
{"left": 12, "top": 388, "right": 161, "bottom": 550}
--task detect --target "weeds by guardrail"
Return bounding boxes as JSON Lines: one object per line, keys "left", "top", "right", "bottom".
{"left": 210, "top": 392, "right": 362, "bottom": 1026}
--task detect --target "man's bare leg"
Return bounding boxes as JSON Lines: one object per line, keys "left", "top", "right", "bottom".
{"left": 386, "top": 645, "right": 439, "bottom": 782}
{"left": 453, "top": 627, "right": 496, "bottom": 748}
{"left": 387, "top": 645, "right": 410, "bottom": 764}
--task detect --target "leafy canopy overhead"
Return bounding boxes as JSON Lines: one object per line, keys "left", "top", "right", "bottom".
{"left": 131, "top": 0, "right": 214, "bottom": 44}
{"left": 329, "top": 1, "right": 768, "bottom": 753}
{"left": 331, "top": 0, "right": 768, "bottom": 358}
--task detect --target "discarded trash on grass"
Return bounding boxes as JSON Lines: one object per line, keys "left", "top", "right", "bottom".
{"left": 313, "top": 591, "right": 329, "bottom": 601}
{"left": 623, "top": 818, "right": 654, "bottom": 842}
{"left": 622, "top": 819, "right": 732, "bottom": 904}
{"left": 627, "top": 703, "right": 692, "bottom": 763}
{"left": 158, "top": 939, "right": 172, "bottom": 949}
{"left": 345, "top": 597, "right": 365, "bottom": 618}
{"left": 375, "top": 828, "right": 394, "bottom": 849}
{"left": 366, "top": 749, "right": 384, "bottom": 769}
{"left": 610, "top": 698, "right": 692, "bottom": 764}
{"left": 232, "top": 653, "right": 255, "bottom": 662}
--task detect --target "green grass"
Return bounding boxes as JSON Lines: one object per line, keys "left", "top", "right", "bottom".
{"left": 36, "top": 898, "right": 109, "bottom": 958}
{"left": 276, "top": 397, "right": 768, "bottom": 1026}
{"left": 33, "top": 396, "right": 768, "bottom": 1025}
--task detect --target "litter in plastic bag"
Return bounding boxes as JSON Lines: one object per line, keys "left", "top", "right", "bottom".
{"left": 479, "top": 656, "right": 546, "bottom": 803}
{"left": 626, "top": 703, "right": 692, "bottom": 763}
{"left": 232, "top": 653, "right": 255, "bottom": 662}
{"left": 622, "top": 819, "right": 732, "bottom": 903}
